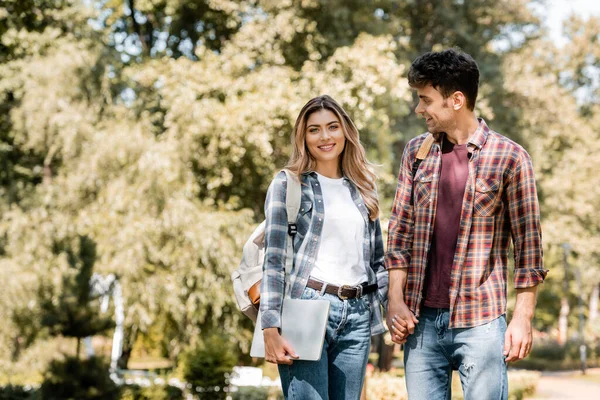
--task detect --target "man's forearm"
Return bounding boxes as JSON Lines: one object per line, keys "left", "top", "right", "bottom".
{"left": 512, "top": 286, "right": 538, "bottom": 320}
{"left": 388, "top": 268, "right": 408, "bottom": 303}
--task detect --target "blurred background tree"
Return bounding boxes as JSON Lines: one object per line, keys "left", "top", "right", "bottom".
{"left": 0, "top": 0, "right": 598, "bottom": 391}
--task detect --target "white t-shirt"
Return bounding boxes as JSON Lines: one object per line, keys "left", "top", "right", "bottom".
{"left": 310, "top": 173, "right": 368, "bottom": 286}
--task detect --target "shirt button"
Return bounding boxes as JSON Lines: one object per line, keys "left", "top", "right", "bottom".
{"left": 315, "top": 183, "right": 319, "bottom": 186}
{"left": 313, "top": 238, "right": 318, "bottom": 241}
{"left": 429, "top": 199, "right": 433, "bottom": 203}
{"left": 319, "top": 218, "right": 322, "bottom": 221}
{"left": 318, "top": 200, "right": 322, "bottom": 203}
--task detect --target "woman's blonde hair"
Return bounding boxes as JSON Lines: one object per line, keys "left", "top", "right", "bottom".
{"left": 286, "top": 95, "right": 380, "bottom": 220}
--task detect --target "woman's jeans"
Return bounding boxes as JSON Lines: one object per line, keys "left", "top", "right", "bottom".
{"left": 278, "top": 286, "right": 371, "bottom": 400}
{"left": 404, "top": 306, "right": 508, "bottom": 400}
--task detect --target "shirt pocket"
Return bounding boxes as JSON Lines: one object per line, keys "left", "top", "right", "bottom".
{"left": 296, "top": 200, "right": 313, "bottom": 237}
{"left": 413, "top": 169, "right": 434, "bottom": 208}
{"left": 473, "top": 178, "right": 500, "bottom": 216}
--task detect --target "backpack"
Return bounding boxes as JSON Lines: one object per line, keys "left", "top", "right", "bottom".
{"left": 410, "top": 133, "right": 435, "bottom": 205}
{"left": 231, "top": 169, "right": 301, "bottom": 322}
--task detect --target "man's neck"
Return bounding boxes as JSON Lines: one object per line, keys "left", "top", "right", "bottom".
{"left": 445, "top": 115, "right": 480, "bottom": 145}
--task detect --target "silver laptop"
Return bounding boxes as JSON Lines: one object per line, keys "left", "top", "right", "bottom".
{"left": 250, "top": 298, "right": 330, "bottom": 361}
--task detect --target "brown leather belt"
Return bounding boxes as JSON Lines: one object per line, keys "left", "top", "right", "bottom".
{"left": 306, "top": 278, "right": 377, "bottom": 300}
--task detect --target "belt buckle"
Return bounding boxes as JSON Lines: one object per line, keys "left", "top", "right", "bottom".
{"left": 337, "top": 285, "right": 353, "bottom": 300}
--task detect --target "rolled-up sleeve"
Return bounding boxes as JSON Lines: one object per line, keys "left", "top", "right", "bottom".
{"left": 259, "top": 172, "right": 288, "bottom": 329}
{"left": 372, "top": 218, "right": 389, "bottom": 308}
{"left": 385, "top": 144, "right": 415, "bottom": 271}
{"left": 507, "top": 151, "right": 548, "bottom": 288}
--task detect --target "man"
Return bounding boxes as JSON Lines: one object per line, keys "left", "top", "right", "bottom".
{"left": 385, "top": 49, "right": 547, "bottom": 400}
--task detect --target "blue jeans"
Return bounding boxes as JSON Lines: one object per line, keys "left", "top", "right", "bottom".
{"left": 278, "top": 286, "right": 371, "bottom": 400}
{"left": 404, "top": 307, "right": 508, "bottom": 400}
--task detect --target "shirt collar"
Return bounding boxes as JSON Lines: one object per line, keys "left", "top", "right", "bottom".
{"left": 467, "top": 118, "right": 489, "bottom": 150}
{"left": 434, "top": 117, "right": 489, "bottom": 152}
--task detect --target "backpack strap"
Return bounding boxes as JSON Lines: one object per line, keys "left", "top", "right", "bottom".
{"left": 282, "top": 169, "right": 302, "bottom": 297}
{"left": 410, "top": 134, "right": 435, "bottom": 206}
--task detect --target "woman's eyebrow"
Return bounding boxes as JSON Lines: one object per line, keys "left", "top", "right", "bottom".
{"left": 307, "top": 120, "right": 339, "bottom": 128}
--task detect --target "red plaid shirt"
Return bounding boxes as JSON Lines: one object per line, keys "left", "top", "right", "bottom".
{"left": 386, "top": 119, "right": 547, "bottom": 328}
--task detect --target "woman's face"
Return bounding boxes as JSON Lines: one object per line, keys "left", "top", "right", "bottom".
{"left": 305, "top": 109, "right": 346, "bottom": 168}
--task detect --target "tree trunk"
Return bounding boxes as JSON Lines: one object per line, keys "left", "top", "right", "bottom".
{"left": 558, "top": 246, "right": 571, "bottom": 345}
{"left": 76, "top": 338, "right": 81, "bottom": 360}
{"left": 558, "top": 297, "right": 570, "bottom": 345}
{"left": 11, "top": 336, "right": 21, "bottom": 362}
{"left": 377, "top": 337, "right": 395, "bottom": 372}
{"left": 117, "top": 325, "right": 139, "bottom": 369}
{"left": 590, "top": 282, "right": 599, "bottom": 323}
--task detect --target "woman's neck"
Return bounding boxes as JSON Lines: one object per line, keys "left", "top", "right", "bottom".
{"left": 314, "top": 161, "right": 342, "bottom": 179}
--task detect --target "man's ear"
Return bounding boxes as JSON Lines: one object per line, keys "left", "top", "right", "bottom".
{"left": 452, "top": 91, "right": 466, "bottom": 111}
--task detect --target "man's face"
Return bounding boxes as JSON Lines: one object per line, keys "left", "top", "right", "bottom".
{"left": 414, "top": 85, "right": 455, "bottom": 134}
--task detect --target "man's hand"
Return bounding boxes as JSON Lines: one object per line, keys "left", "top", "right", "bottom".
{"left": 386, "top": 269, "right": 418, "bottom": 344}
{"left": 387, "top": 299, "right": 419, "bottom": 344}
{"left": 504, "top": 315, "right": 532, "bottom": 362}
{"left": 264, "top": 327, "right": 299, "bottom": 365}
{"left": 504, "top": 286, "right": 538, "bottom": 362}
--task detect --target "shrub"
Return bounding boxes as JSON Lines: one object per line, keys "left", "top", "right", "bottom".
{"left": 514, "top": 339, "right": 600, "bottom": 370}
{"left": 0, "top": 385, "right": 37, "bottom": 400}
{"left": 119, "top": 384, "right": 183, "bottom": 400}
{"left": 365, "top": 372, "right": 408, "bottom": 400}
{"left": 229, "top": 387, "right": 268, "bottom": 400}
{"left": 362, "top": 369, "right": 540, "bottom": 400}
{"left": 229, "top": 386, "right": 283, "bottom": 400}
{"left": 179, "top": 335, "right": 237, "bottom": 400}
{"left": 39, "top": 356, "right": 119, "bottom": 400}
{"left": 507, "top": 370, "right": 541, "bottom": 400}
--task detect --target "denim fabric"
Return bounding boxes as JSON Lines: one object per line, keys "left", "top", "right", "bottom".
{"left": 404, "top": 307, "right": 508, "bottom": 400}
{"left": 278, "top": 286, "right": 371, "bottom": 400}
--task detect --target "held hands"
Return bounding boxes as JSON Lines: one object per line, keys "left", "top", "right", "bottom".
{"left": 386, "top": 300, "right": 419, "bottom": 344}
{"left": 263, "top": 327, "right": 299, "bottom": 365}
{"left": 503, "top": 315, "right": 533, "bottom": 362}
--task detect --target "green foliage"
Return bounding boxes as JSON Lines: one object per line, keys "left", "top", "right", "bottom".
{"left": 179, "top": 335, "right": 237, "bottom": 400}
{"left": 365, "top": 369, "right": 540, "bottom": 400}
{"left": 119, "top": 384, "right": 183, "bottom": 400}
{"left": 505, "top": 371, "right": 541, "bottom": 400}
{"left": 39, "top": 356, "right": 119, "bottom": 400}
{"left": 0, "top": 0, "right": 599, "bottom": 379}
{"left": 0, "top": 385, "right": 36, "bottom": 400}
{"left": 38, "top": 235, "right": 114, "bottom": 354}
{"left": 229, "top": 386, "right": 283, "bottom": 400}
{"left": 514, "top": 339, "right": 600, "bottom": 371}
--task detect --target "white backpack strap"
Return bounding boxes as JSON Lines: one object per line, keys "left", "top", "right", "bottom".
{"left": 282, "top": 169, "right": 301, "bottom": 297}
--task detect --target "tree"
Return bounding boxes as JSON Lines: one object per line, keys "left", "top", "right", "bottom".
{"left": 39, "top": 235, "right": 114, "bottom": 358}
{"left": 1, "top": 0, "right": 599, "bottom": 378}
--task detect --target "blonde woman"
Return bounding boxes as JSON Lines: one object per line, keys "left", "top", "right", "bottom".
{"left": 260, "top": 95, "right": 388, "bottom": 399}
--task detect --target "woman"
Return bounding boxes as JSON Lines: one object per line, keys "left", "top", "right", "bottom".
{"left": 260, "top": 95, "right": 388, "bottom": 399}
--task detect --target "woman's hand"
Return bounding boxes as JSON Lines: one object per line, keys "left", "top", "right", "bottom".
{"left": 387, "top": 299, "right": 419, "bottom": 344}
{"left": 263, "top": 327, "right": 299, "bottom": 365}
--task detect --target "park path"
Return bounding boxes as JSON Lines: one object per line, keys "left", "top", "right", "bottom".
{"left": 525, "top": 368, "right": 600, "bottom": 399}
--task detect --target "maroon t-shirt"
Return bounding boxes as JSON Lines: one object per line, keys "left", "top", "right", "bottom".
{"left": 422, "top": 137, "right": 469, "bottom": 309}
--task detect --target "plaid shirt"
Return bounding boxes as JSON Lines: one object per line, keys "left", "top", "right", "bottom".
{"left": 260, "top": 171, "right": 388, "bottom": 336}
{"left": 386, "top": 119, "right": 547, "bottom": 328}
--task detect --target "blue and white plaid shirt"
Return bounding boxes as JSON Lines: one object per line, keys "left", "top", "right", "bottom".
{"left": 260, "top": 171, "right": 388, "bottom": 336}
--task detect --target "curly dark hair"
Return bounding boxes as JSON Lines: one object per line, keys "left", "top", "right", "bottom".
{"left": 408, "top": 48, "right": 480, "bottom": 111}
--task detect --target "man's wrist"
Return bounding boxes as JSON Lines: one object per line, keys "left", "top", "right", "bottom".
{"left": 388, "top": 295, "right": 406, "bottom": 304}
{"left": 511, "top": 312, "right": 534, "bottom": 321}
